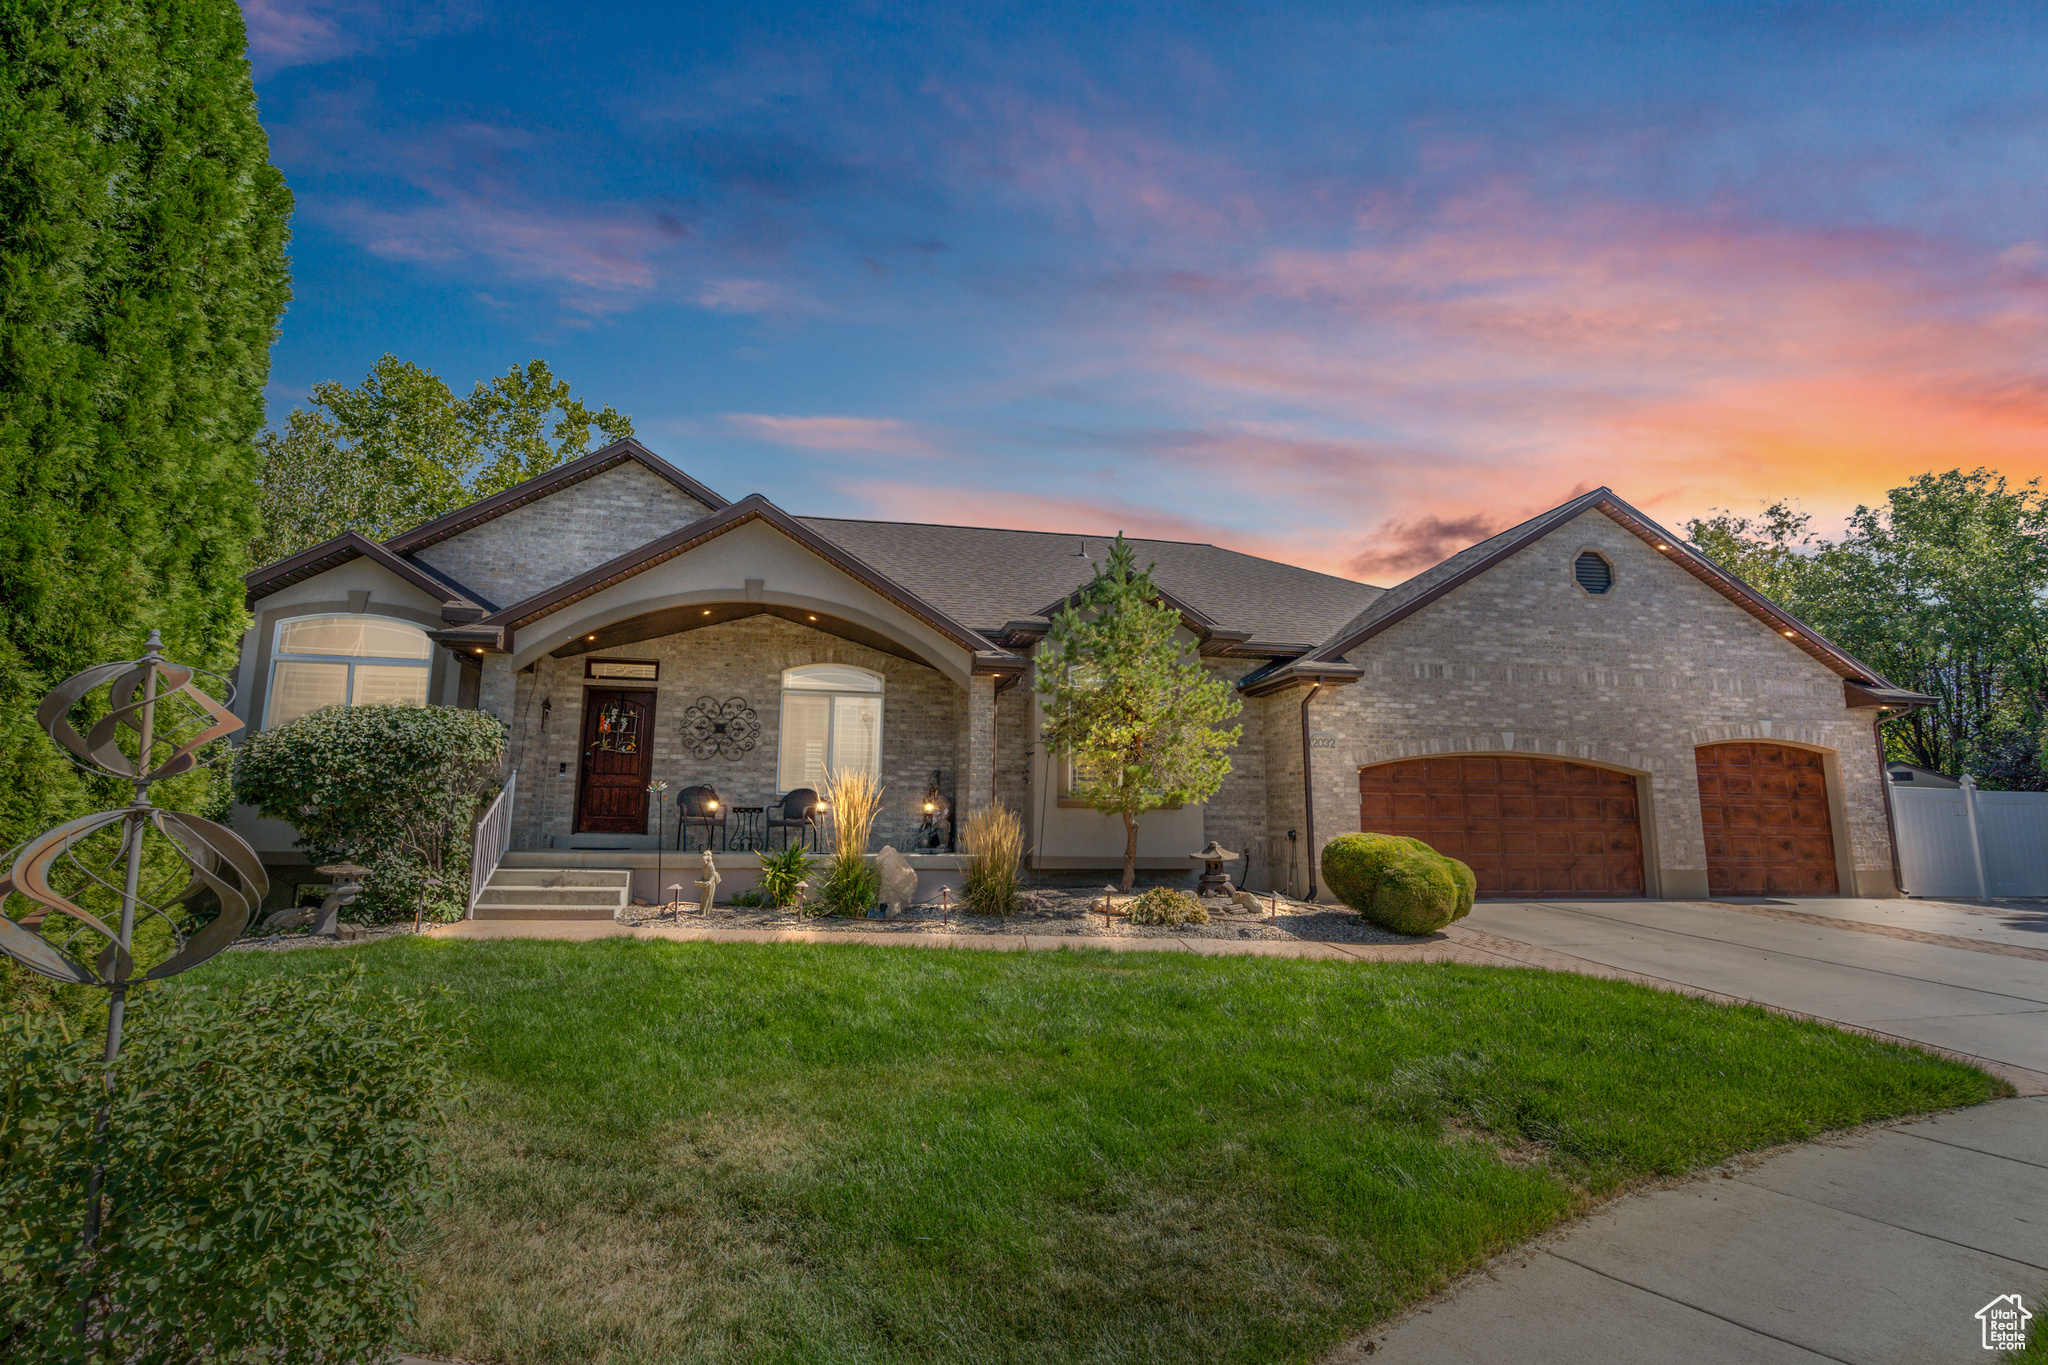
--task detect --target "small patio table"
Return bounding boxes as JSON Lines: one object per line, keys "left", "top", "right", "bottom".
{"left": 726, "top": 805, "right": 767, "bottom": 851}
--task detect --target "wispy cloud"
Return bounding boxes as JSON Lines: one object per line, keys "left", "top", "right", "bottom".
{"left": 725, "top": 414, "right": 949, "bottom": 456}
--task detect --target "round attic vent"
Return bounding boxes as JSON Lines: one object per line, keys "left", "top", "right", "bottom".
{"left": 1574, "top": 551, "right": 1613, "bottom": 594}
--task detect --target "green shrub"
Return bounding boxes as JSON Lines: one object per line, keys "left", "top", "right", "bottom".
{"left": 1445, "top": 856, "right": 1477, "bottom": 920}
{"left": 814, "top": 857, "right": 880, "bottom": 917}
{"left": 754, "top": 845, "right": 811, "bottom": 909}
{"left": 1125, "top": 886, "right": 1210, "bottom": 927}
{"left": 727, "top": 889, "right": 767, "bottom": 908}
{"left": 234, "top": 704, "right": 507, "bottom": 922}
{"left": 1323, "top": 832, "right": 1470, "bottom": 934}
{"left": 960, "top": 802, "right": 1024, "bottom": 917}
{"left": 1370, "top": 852, "right": 1461, "bottom": 934}
{"left": 0, "top": 963, "right": 461, "bottom": 1362}
{"left": 1319, "top": 832, "right": 1418, "bottom": 908}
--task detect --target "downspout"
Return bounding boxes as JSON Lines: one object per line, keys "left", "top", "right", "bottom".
{"left": 1300, "top": 682, "right": 1322, "bottom": 901}
{"left": 1872, "top": 711, "right": 1906, "bottom": 897}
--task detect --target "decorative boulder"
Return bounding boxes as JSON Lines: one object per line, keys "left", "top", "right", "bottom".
{"left": 876, "top": 845, "right": 918, "bottom": 917}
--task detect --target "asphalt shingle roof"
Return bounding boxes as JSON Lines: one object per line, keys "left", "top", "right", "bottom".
{"left": 801, "top": 518, "right": 1383, "bottom": 648}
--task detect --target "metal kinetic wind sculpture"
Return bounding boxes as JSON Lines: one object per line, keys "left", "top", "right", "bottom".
{"left": 0, "top": 629, "right": 268, "bottom": 1029}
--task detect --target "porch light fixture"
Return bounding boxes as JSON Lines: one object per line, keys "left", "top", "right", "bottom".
{"left": 707, "top": 798, "right": 719, "bottom": 811}
{"left": 923, "top": 799, "right": 936, "bottom": 813}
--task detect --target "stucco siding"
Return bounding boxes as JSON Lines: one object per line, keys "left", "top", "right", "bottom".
{"left": 1301, "top": 508, "right": 1894, "bottom": 898}
{"left": 414, "top": 462, "right": 713, "bottom": 608}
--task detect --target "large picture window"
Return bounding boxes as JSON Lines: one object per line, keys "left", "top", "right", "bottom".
{"left": 777, "top": 664, "right": 882, "bottom": 792}
{"left": 266, "top": 614, "right": 433, "bottom": 729}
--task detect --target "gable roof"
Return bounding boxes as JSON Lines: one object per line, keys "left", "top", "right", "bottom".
{"left": 244, "top": 531, "right": 488, "bottom": 613}
{"left": 800, "top": 518, "right": 1381, "bottom": 650}
{"left": 384, "top": 437, "right": 727, "bottom": 555}
{"left": 1252, "top": 487, "right": 1922, "bottom": 697}
{"left": 470, "top": 495, "right": 1016, "bottom": 669}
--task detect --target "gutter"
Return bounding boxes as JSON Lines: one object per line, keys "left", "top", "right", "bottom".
{"left": 1300, "top": 682, "right": 1322, "bottom": 900}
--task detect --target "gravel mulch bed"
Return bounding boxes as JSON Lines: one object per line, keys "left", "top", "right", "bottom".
{"left": 616, "top": 887, "right": 1429, "bottom": 945}
{"left": 226, "top": 923, "right": 426, "bottom": 952}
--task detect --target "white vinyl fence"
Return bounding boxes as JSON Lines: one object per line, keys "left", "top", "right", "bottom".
{"left": 1892, "top": 777, "right": 2048, "bottom": 898}
{"left": 468, "top": 770, "right": 517, "bottom": 918}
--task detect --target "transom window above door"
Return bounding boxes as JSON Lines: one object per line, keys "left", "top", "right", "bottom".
{"left": 265, "top": 614, "right": 433, "bottom": 729}
{"left": 777, "top": 664, "right": 882, "bottom": 791}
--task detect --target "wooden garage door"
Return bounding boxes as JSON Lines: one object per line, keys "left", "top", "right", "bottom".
{"left": 1695, "top": 743, "right": 1839, "bottom": 895}
{"left": 1357, "top": 756, "right": 1646, "bottom": 898}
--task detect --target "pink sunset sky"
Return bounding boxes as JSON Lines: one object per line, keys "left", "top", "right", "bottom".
{"left": 246, "top": 1, "right": 2048, "bottom": 583}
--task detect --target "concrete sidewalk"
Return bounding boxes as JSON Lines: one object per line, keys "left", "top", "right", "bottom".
{"left": 1347, "top": 1096, "right": 2048, "bottom": 1364}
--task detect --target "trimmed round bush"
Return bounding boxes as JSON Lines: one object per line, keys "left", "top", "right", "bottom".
{"left": 1370, "top": 851, "right": 1461, "bottom": 934}
{"left": 1320, "top": 832, "right": 1414, "bottom": 909}
{"left": 1445, "top": 857, "right": 1477, "bottom": 920}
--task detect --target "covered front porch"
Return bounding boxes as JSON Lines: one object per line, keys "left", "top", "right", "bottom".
{"left": 494, "top": 608, "right": 992, "bottom": 855}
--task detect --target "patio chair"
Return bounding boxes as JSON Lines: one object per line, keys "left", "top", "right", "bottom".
{"left": 676, "top": 785, "right": 726, "bottom": 851}
{"left": 767, "top": 788, "right": 822, "bottom": 851}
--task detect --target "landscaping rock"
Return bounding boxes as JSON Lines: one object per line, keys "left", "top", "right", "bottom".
{"left": 260, "top": 906, "right": 313, "bottom": 931}
{"left": 876, "top": 845, "right": 918, "bottom": 916}
{"left": 1230, "top": 889, "right": 1263, "bottom": 913}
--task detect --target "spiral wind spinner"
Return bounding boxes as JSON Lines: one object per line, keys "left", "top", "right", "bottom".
{"left": 0, "top": 630, "right": 268, "bottom": 992}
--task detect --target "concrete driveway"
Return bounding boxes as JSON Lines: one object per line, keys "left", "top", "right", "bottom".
{"left": 1461, "top": 896, "right": 2048, "bottom": 1087}
{"left": 1350, "top": 896, "right": 2048, "bottom": 1365}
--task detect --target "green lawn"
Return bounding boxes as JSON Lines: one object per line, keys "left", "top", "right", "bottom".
{"left": 186, "top": 937, "right": 2004, "bottom": 1365}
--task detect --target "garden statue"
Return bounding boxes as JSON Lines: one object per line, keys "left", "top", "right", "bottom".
{"left": 694, "top": 848, "right": 720, "bottom": 914}
{"left": 312, "top": 862, "right": 371, "bottom": 937}
{"left": 1191, "top": 840, "right": 1239, "bottom": 897}
{"left": 913, "top": 770, "right": 954, "bottom": 851}
{"left": 876, "top": 845, "right": 918, "bottom": 916}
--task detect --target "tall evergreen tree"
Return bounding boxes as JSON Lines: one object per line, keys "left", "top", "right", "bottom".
{"left": 0, "top": 0, "right": 292, "bottom": 848}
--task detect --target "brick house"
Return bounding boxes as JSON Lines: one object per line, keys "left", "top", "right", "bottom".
{"left": 235, "top": 438, "right": 1924, "bottom": 904}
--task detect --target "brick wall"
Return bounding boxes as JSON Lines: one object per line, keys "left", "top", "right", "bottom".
{"left": 1197, "top": 658, "right": 1270, "bottom": 889}
{"left": 415, "top": 462, "right": 713, "bottom": 607}
{"left": 1301, "top": 508, "right": 1896, "bottom": 898}
{"left": 506, "top": 614, "right": 964, "bottom": 851}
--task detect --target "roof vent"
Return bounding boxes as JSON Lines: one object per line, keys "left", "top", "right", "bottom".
{"left": 1574, "top": 551, "right": 1613, "bottom": 594}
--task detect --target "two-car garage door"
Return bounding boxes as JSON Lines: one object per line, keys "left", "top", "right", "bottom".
{"left": 1357, "top": 756, "right": 1646, "bottom": 897}
{"left": 1357, "top": 743, "right": 1841, "bottom": 899}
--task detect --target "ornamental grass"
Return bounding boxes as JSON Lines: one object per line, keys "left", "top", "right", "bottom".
{"left": 961, "top": 801, "right": 1024, "bottom": 917}
{"left": 817, "top": 767, "right": 883, "bottom": 915}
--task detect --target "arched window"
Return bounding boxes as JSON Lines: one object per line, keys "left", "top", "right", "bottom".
{"left": 266, "top": 614, "right": 433, "bottom": 729}
{"left": 777, "top": 664, "right": 883, "bottom": 791}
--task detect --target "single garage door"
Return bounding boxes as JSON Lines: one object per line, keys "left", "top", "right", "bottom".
{"left": 1694, "top": 742, "right": 1839, "bottom": 895}
{"left": 1357, "top": 756, "right": 1646, "bottom": 897}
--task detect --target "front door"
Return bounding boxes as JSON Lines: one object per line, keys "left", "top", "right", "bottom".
{"left": 576, "top": 688, "right": 656, "bottom": 834}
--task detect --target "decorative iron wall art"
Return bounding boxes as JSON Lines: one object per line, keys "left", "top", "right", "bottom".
{"left": 682, "top": 695, "right": 761, "bottom": 761}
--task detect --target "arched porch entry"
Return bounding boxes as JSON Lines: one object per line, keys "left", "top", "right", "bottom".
{"left": 1694, "top": 741, "right": 1839, "bottom": 895}
{"left": 1357, "top": 754, "right": 1646, "bottom": 898}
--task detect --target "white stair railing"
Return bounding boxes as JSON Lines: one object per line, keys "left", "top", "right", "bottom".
{"left": 468, "top": 770, "right": 517, "bottom": 918}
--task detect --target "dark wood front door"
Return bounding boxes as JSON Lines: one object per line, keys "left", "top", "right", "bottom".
{"left": 1695, "top": 742, "right": 1839, "bottom": 895}
{"left": 576, "top": 688, "right": 655, "bottom": 834}
{"left": 1358, "top": 755, "right": 1646, "bottom": 897}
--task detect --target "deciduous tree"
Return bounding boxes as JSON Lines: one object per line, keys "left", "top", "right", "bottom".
{"left": 1035, "top": 536, "right": 1242, "bottom": 890}
{"left": 1688, "top": 469, "right": 2048, "bottom": 786}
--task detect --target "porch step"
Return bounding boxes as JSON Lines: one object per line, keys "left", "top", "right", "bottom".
{"left": 470, "top": 867, "right": 631, "bottom": 922}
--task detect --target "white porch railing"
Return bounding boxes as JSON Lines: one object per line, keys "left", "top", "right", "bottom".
{"left": 468, "top": 770, "right": 517, "bottom": 918}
